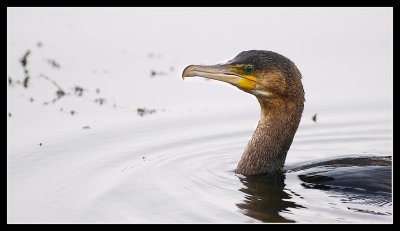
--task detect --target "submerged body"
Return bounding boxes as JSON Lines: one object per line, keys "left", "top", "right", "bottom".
{"left": 182, "top": 50, "right": 304, "bottom": 175}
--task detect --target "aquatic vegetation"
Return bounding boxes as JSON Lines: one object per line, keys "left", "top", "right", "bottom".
{"left": 149, "top": 69, "right": 168, "bottom": 77}
{"left": 10, "top": 48, "right": 163, "bottom": 119}
{"left": 94, "top": 98, "right": 106, "bottom": 105}
{"left": 46, "top": 58, "right": 61, "bottom": 69}
{"left": 8, "top": 76, "right": 13, "bottom": 86}
{"left": 73, "top": 86, "right": 85, "bottom": 97}
{"left": 20, "top": 50, "right": 31, "bottom": 88}
{"left": 137, "top": 107, "right": 156, "bottom": 116}
{"left": 20, "top": 50, "right": 30, "bottom": 68}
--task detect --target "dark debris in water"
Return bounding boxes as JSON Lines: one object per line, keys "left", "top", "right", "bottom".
{"left": 74, "top": 86, "right": 85, "bottom": 97}
{"left": 8, "top": 113, "right": 12, "bottom": 118}
{"left": 23, "top": 76, "right": 30, "bottom": 88}
{"left": 43, "top": 89, "right": 67, "bottom": 105}
{"left": 312, "top": 113, "right": 317, "bottom": 122}
{"left": 20, "top": 50, "right": 31, "bottom": 68}
{"left": 82, "top": 126, "right": 90, "bottom": 130}
{"left": 46, "top": 58, "right": 61, "bottom": 69}
{"left": 8, "top": 76, "right": 24, "bottom": 88}
{"left": 40, "top": 74, "right": 63, "bottom": 90}
{"left": 150, "top": 69, "right": 168, "bottom": 77}
{"left": 57, "top": 107, "right": 78, "bottom": 117}
{"left": 56, "top": 89, "right": 65, "bottom": 98}
{"left": 11, "top": 46, "right": 165, "bottom": 116}
{"left": 20, "top": 50, "right": 31, "bottom": 88}
{"left": 8, "top": 76, "right": 13, "bottom": 86}
{"left": 39, "top": 143, "right": 42, "bottom": 146}
{"left": 137, "top": 107, "right": 156, "bottom": 117}
{"left": 95, "top": 98, "right": 106, "bottom": 105}
{"left": 40, "top": 74, "right": 68, "bottom": 104}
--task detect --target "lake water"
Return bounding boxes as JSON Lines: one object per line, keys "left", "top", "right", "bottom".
{"left": 7, "top": 8, "right": 393, "bottom": 223}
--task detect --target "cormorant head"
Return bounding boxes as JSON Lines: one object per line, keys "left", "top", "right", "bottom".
{"left": 182, "top": 50, "right": 304, "bottom": 104}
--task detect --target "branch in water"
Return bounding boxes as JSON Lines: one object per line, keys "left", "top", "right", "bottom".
{"left": 39, "top": 74, "right": 67, "bottom": 104}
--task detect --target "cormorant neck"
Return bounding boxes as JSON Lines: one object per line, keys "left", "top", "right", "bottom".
{"left": 236, "top": 97, "right": 304, "bottom": 175}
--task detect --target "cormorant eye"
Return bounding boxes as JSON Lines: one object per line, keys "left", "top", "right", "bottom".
{"left": 244, "top": 65, "right": 254, "bottom": 74}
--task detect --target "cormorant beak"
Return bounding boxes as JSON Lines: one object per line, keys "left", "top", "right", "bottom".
{"left": 182, "top": 64, "right": 259, "bottom": 91}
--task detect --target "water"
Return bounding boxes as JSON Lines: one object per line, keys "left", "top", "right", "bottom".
{"left": 7, "top": 8, "right": 392, "bottom": 223}
{"left": 7, "top": 106, "right": 392, "bottom": 223}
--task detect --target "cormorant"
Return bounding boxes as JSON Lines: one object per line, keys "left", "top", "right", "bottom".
{"left": 182, "top": 50, "right": 304, "bottom": 175}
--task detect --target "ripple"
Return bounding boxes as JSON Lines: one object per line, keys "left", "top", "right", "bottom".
{"left": 8, "top": 108, "right": 392, "bottom": 223}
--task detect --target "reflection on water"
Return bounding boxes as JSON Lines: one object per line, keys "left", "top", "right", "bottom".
{"left": 237, "top": 173, "right": 301, "bottom": 223}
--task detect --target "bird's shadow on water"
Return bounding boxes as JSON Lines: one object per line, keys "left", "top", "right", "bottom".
{"left": 236, "top": 173, "right": 304, "bottom": 223}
